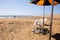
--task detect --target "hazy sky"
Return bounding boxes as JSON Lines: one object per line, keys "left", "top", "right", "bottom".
{"left": 0, "top": 0, "right": 60, "bottom": 16}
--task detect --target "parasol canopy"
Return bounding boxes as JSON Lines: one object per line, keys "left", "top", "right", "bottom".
{"left": 30, "top": 0, "right": 60, "bottom": 6}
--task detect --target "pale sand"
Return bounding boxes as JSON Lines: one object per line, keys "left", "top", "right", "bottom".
{"left": 0, "top": 14, "right": 60, "bottom": 40}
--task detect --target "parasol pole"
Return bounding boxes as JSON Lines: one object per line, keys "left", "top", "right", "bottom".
{"left": 49, "top": 0, "right": 54, "bottom": 40}
{"left": 43, "top": 6, "right": 45, "bottom": 28}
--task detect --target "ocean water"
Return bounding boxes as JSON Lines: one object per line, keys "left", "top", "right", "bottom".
{"left": 0, "top": 15, "right": 33, "bottom": 18}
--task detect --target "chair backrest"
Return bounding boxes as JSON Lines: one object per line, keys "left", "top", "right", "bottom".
{"left": 34, "top": 18, "right": 47, "bottom": 26}
{"left": 44, "top": 18, "right": 47, "bottom": 22}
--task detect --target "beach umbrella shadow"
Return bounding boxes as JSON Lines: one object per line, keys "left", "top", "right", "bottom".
{"left": 52, "top": 33, "right": 60, "bottom": 40}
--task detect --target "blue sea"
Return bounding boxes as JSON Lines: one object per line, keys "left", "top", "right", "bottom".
{"left": 0, "top": 15, "right": 33, "bottom": 18}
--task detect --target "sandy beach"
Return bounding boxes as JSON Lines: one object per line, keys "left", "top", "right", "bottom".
{"left": 0, "top": 14, "right": 60, "bottom": 40}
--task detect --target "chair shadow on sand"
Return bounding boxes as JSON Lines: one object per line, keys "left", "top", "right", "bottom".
{"left": 52, "top": 33, "right": 60, "bottom": 40}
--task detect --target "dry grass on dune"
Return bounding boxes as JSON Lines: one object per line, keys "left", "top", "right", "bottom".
{"left": 0, "top": 14, "right": 60, "bottom": 40}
